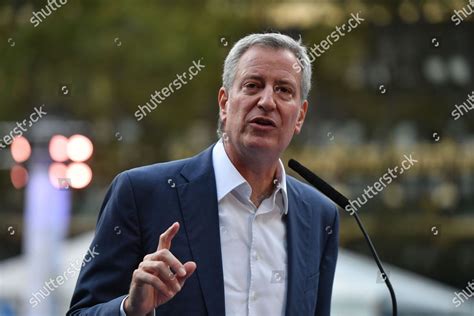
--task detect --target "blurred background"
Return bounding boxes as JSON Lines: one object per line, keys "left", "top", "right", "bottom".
{"left": 0, "top": 0, "right": 473, "bottom": 315}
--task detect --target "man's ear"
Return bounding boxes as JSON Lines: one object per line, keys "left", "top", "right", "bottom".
{"left": 218, "top": 87, "right": 228, "bottom": 122}
{"left": 294, "top": 100, "right": 308, "bottom": 135}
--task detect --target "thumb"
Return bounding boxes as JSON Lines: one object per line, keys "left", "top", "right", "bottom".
{"left": 177, "top": 261, "right": 197, "bottom": 286}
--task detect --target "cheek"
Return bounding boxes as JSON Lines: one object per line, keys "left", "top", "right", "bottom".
{"left": 229, "top": 101, "right": 252, "bottom": 120}
{"left": 226, "top": 107, "right": 245, "bottom": 130}
{"left": 226, "top": 109, "right": 239, "bottom": 126}
{"left": 282, "top": 108, "right": 300, "bottom": 126}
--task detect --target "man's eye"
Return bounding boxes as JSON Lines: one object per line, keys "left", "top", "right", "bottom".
{"left": 244, "top": 83, "right": 258, "bottom": 89}
{"left": 276, "top": 86, "right": 292, "bottom": 94}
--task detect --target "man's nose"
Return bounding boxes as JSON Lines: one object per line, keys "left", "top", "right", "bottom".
{"left": 257, "top": 85, "right": 276, "bottom": 112}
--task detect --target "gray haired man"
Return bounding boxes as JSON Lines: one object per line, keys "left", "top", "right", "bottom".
{"left": 68, "top": 32, "right": 339, "bottom": 316}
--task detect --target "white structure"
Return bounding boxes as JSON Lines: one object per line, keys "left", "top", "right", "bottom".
{"left": 332, "top": 250, "right": 474, "bottom": 315}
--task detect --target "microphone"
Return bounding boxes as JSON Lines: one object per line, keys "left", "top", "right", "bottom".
{"left": 288, "top": 159, "right": 398, "bottom": 316}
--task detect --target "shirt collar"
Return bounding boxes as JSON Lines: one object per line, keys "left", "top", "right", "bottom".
{"left": 212, "top": 139, "right": 288, "bottom": 215}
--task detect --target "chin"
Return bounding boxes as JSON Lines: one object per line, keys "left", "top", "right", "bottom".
{"left": 243, "top": 134, "right": 279, "bottom": 151}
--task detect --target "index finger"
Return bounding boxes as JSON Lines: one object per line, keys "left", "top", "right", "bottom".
{"left": 157, "top": 222, "right": 180, "bottom": 251}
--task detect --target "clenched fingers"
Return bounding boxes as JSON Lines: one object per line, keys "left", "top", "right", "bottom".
{"left": 132, "top": 268, "right": 174, "bottom": 299}
{"left": 139, "top": 260, "right": 182, "bottom": 292}
{"left": 144, "top": 249, "right": 187, "bottom": 278}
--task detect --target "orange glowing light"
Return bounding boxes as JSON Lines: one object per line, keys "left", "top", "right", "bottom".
{"left": 11, "top": 136, "right": 31, "bottom": 163}
{"left": 48, "top": 162, "right": 68, "bottom": 189}
{"left": 49, "top": 135, "right": 69, "bottom": 162}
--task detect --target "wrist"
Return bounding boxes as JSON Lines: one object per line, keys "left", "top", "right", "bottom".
{"left": 123, "top": 297, "right": 155, "bottom": 316}
{"left": 123, "top": 296, "right": 138, "bottom": 316}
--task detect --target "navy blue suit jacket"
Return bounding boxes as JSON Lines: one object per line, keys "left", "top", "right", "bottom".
{"left": 67, "top": 144, "right": 339, "bottom": 315}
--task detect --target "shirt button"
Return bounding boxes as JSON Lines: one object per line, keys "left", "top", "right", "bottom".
{"left": 252, "top": 251, "right": 258, "bottom": 260}
{"left": 250, "top": 291, "right": 257, "bottom": 301}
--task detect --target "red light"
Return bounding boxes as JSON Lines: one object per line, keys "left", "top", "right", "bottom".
{"left": 11, "top": 136, "right": 31, "bottom": 163}
{"left": 67, "top": 135, "right": 93, "bottom": 162}
{"left": 49, "top": 135, "right": 69, "bottom": 162}
{"left": 49, "top": 162, "right": 68, "bottom": 189}
{"left": 11, "top": 165, "right": 29, "bottom": 189}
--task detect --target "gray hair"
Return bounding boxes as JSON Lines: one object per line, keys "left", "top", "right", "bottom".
{"left": 217, "top": 32, "right": 312, "bottom": 138}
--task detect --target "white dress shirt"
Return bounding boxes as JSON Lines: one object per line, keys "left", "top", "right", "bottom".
{"left": 213, "top": 139, "right": 289, "bottom": 316}
{"left": 121, "top": 140, "right": 289, "bottom": 315}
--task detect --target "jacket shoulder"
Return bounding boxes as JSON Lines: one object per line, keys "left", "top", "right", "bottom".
{"left": 125, "top": 157, "right": 192, "bottom": 182}
{"left": 119, "top": 144, "right": 214, "bottom": 186}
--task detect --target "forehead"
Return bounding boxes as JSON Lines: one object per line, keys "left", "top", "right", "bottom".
{"left": 235, "top": 46, "right": 301, "bottom": 83}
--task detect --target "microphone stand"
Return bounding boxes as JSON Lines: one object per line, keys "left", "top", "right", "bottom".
{"left": 288, "top": 159, "right": 398, "bottom": 316}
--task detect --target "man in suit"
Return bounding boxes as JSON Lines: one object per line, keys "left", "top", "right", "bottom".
{"left": 68, "top": 32, "right": 339, "bottom": 316}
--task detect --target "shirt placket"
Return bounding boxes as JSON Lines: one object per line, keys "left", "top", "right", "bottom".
{"left": 247, "top": 205, "right": 258, "bottom": 316}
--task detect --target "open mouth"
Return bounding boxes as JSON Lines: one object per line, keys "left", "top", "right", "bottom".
{"left": 249, "top": 117, "right": 277, "bottom": 127}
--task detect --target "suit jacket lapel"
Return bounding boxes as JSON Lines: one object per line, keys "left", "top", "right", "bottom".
{"left": 177, "top": 146, "right": 226, "bottom": 316}
{"left": 285, "top": 179, "right": 312, "bottom": 316}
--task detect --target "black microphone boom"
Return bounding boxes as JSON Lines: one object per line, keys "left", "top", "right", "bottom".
{"left": 288, "top": 159, "right": 398, "bottom": 316}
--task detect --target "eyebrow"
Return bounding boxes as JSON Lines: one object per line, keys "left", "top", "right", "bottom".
{"left": 241, "top": 74, "right": 296, "bottom": 88}
{"left": 241, "top": 74, "right": 264, "bottom": 82}
{"left": 275, "top": 79, "right": 296, "bottom": 88}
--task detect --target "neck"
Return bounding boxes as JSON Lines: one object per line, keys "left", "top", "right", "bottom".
{"left": 224, "top": 142, "right": 280, "bottom": 207}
